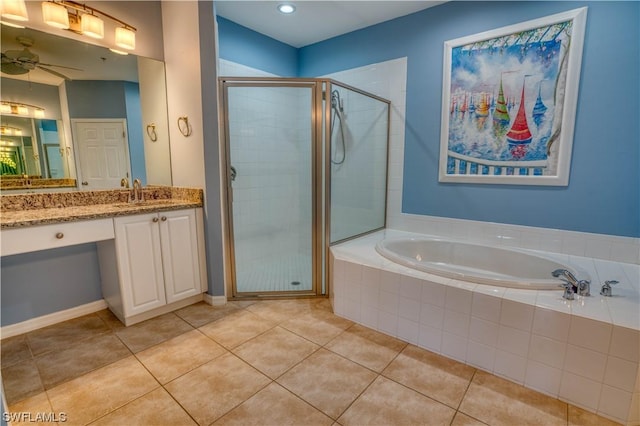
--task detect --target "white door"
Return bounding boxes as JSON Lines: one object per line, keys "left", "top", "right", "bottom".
{"left": 75, "top": 120, "right": 130, "bottom": 189}
{"left": 45, "top": 145, "right": 64, "bottom": 178}
{"left": 114, "top": 213, "right": 166, "bottom": 317}
{"left": 159, "top": 209, "right": 202, "bottom": 303}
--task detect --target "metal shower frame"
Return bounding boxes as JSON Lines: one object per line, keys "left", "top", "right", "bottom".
{"left": 218, "top": 77, "right": 391, "bottom": 300}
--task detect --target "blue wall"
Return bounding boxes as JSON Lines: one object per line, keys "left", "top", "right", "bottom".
{"left": 216, "top": 16, "right": 298, "bottom": 76}
{"left": 297, "top": 1, "right": 639, "bottom": 237}
{"left": 1, "top": 244, "right": 103, "bottom": 325}
{"left": 216, "top": 2, "right": 639, "bottom": 237}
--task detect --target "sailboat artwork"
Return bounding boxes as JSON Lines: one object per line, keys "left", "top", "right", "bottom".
{"left": 439, "top": 8, "right": 587, "bottom": 185}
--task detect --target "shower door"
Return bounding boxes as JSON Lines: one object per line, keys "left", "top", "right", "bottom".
{"left": 222, "top": 81, "right": 322, "bottom": 297}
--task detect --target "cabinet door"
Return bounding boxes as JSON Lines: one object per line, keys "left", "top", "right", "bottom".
{"left": 159, "top": 209, "right": 202, "bottom": 303}
{"left": 114, "top": 213, "right": 166, "bottom": 316}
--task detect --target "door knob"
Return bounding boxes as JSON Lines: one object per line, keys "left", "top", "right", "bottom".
{"left": 161, "top": 216, "right": 167, "bottom": 221}
{"left": 152, "top": 217, "right": 159, "bottom": 223}
{"left": 81, "top": 181, "right": 88, "bottom": 185}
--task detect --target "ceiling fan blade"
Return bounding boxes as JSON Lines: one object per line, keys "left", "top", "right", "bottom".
{"left": 1, "top": 53, "right": 19, "bottom": 64}
{"left": 1, "top": 62, "right": 29, "bottom": 75}
{"left": 38, "top": 63, "right": 83, "bottom": 71}
{"left": 37, "top": 65, "right": 72, "bottom": 80}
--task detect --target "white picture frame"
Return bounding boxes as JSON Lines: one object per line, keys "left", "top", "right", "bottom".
{"left": 438, "top": 7, "right": 588, "bottom": 186}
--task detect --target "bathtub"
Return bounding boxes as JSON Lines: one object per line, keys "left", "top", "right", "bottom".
{"left": 331, "top": 229, "right": 640, "bottom": 425}
{"left": 375, "top": 237, "right": 584, "bottom": 290}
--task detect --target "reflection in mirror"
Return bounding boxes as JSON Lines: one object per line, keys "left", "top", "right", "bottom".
{"left": 0, "top": 115, "right": 73, "bottom": 188}
{"left": 0, "top": 23, "right": 171, "bottom": 192}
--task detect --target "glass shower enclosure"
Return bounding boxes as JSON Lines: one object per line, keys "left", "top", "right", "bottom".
{"left": 219, "top": 78, "right": 389, "bottom": 298}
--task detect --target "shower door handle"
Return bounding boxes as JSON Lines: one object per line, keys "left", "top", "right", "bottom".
{"left": 230, "top": 166, "right": 237, "bottom": 181}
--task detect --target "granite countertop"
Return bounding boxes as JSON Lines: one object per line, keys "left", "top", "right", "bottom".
{"left": 0, "top": 187, "right": 204, "bottom": 229}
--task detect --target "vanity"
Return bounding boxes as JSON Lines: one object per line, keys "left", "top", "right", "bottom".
{"left": 0, "top": 187, "right": 207, "bottom": 326}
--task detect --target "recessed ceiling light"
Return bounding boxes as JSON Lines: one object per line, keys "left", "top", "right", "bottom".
{"left": 277, "top": 4, "right": 295, "bottom": 14}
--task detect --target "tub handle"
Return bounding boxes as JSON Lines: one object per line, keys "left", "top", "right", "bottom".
{"left": 600, "top": 280, "right": 619, "bottom": 297}
{"left": 558, "top": 282, "right": 575, "bottom": 300}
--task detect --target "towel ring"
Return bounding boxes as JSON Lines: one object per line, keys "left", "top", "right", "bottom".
{"left": 146, "top": 124, "right": 158, "bottom": 142}
{"left": 177, "top": 116, "right": 192, "bottom": 137}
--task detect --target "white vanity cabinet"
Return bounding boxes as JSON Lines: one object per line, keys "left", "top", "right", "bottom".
{"left": 98, "top": 208, "right": 206, "bottom": 325}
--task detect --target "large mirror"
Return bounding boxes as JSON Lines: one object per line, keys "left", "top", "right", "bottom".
{"left": 1, "top": 23, "right": 171, "bottom": 191}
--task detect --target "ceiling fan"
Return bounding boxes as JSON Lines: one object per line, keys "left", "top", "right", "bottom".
{"left": 1, "top": 37, "right": 81, "bottom": 80}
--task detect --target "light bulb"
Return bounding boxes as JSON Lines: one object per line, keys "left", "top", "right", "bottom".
{"left": 277, "top": 4, "right": 295, "bottom": 14}
{"left": 115, "top": 27, "right": 135, "bottom": 50}
{"left": 1, "top": 0, "right": 28, "bottom": 21}
{"left": 42, "top": 1, "right": 69, "bottom": 29}
{"left": 81, "top": 13, "right": 104, "bottom": 39}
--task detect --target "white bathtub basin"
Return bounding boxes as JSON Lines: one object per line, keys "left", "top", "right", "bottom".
{"left": 375, "top": 237, "right": 585, "bottom": 290}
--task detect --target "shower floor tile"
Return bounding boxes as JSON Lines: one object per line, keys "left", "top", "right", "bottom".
{"left": 2, "top": 299, "right": 625, "bottom": 426}
{"left": 235, "top": 252, "right": 313, "bottom": 293}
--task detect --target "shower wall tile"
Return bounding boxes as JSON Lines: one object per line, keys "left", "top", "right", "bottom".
{"left": 441, "top": 332, "right": 468, "bottom": 363}
{"left": 418, "top": 324, "right": 442, "bottom": 354}
{"left": 559, "top": 371, "right": 603, "bottom": 412}
{"left": 443, "top": 310, "right": 470, "bottom": 339}
{"left": 493, "top": 350, "right": 527, "bottom": 384}
{"left": 609, "top": 326, "right": 640, "bottom": 362}
{"left": 466, "top": 340, "right": 496, "bottom": 372}
{"left": 525, "top": 360, "right": 562, "bottom": 397}
{"left": 564, "top": 344, "right": 608, "bottom": 383}
{"left": 499, "top": 300, "right": 534, "bottom": 332}
{"left": 568, "top": 316, "right": 612, "bottom": 354}
{"left": 419, "top": 303, "right": 444, "bottom": 330}
{"left": 469, "top": 318, "right": 499, "bottom": 347}
{"left": 603, "top": 355, "right": 639, "bottom": 393}
{"left": 496, "top": 326, "right": 530, "bottom": 358}
{"left": 532, "top": 307, "right": 571, "bottom": 342}
{"left": 528, "top": 335, "right": 567, "bottom": 370}
{"left": 471, "top": 293, "right": 502, "bottom": 323}
{"left": 396, "top": 317, "right": 419, "bottom": 345}
{"left": 597, "top": 385, "right": 634, "bottom": 424}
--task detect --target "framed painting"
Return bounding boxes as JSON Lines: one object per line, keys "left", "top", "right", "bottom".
{"left": 438, "top": 7, "right": 587, "bottom": 185}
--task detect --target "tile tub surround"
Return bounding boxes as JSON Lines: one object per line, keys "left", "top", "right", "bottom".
{"left": 0, "top": 186, "right": 204, "bottom": 228}
{"left": 331, "top": 229, "right": 640, "bottom": 425}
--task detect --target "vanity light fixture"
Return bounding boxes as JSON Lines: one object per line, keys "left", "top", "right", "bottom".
{"left": 277, "top": 3, "right": 296, "bottom": 14}
{"left": 1, "top": 0, "right": 28, "bottom": 22}
{"left": 0, "top": 126, "right": 24, "bottom": 136}
{"left": 4, "top": 2, "right": 137, "bottom": 51}
{"left": 0, "top": 101, "right": 45, "bottom": 118}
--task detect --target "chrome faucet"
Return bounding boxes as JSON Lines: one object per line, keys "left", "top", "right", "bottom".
{"left": 552, "top": 269, "right": 591, "bottom": 297}
{"left": 120, "top": 177, "right": 129, "bottom": 188}
{"left": 600, "top": 280, "right": 619, "bottom": 297}
{"left": 132, "top": 178, "right": 144, "bottom": 203}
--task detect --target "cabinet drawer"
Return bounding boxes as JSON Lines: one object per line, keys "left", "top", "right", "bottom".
{"left": 1, "top": 219, "right": 115, "bottom": 256}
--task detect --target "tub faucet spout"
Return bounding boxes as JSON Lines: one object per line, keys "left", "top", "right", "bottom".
{"left": 552, "top": 269, "right": 590, "bottom": 296}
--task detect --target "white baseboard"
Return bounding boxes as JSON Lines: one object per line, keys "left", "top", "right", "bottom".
{"left": 203, "top": 294, "right": 227, "bottom": 306}
{"left": 1, "top": 299, "right": 108, "bottom": 339}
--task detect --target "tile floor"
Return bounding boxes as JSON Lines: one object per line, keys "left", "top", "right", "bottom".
{"left": 1, "top": 298, "right": 623, "bottom": 426}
